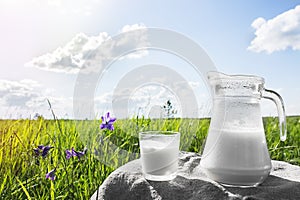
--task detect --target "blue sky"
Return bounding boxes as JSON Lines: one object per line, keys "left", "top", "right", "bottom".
{"left": 1, "top": 0, "right": 300, "bottom": 118}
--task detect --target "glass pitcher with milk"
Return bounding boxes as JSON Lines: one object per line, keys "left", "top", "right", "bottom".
{"left": 200, "top": 71, "right": 287, "bottom": 187}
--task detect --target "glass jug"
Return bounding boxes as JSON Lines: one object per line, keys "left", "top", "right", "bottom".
{"left": 200, "top": 71, "right": 287, "bottom": 187}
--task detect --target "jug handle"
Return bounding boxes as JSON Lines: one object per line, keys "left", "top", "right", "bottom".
{"left": 263, "top": 89, "right": 287, "bottom": 141}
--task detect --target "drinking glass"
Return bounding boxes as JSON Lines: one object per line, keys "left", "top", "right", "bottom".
{"left": 139, "top": 131, "right": 180, "bottom": 181}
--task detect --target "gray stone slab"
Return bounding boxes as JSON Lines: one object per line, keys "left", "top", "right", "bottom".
{"left": 91, "top": 152, "right": 300, "bottom": 200}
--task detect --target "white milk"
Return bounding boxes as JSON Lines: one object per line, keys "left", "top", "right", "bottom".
{"left": 140, "top": 138, "right": 179, "bottom": 176}
{"left": 200, "top": 128, "right": 271, "bottom": 186}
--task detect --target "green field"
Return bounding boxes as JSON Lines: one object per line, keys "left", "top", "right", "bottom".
{"left": 0, "top": 116, "right": 299, "bottom": 199}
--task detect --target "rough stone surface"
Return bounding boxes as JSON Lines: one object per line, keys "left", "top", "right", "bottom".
{"left": 91, "top": 152, "right": 300, "bottom": 200}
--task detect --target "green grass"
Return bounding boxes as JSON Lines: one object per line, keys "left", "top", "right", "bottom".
{"left": 0, "top": 116, "right": 299, "bottom": 199}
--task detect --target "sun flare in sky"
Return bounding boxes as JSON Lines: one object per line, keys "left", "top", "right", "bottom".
{"left": 1, "top": 0, "right": 300, "bottom": 119}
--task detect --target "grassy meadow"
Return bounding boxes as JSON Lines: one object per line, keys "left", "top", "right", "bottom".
{"left": 0, "top": 116, "right": 299, "bottom": 199}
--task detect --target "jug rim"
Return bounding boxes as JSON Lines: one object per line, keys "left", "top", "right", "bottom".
{"left": 207, "top": 71, "right": 265, "bottom": 83}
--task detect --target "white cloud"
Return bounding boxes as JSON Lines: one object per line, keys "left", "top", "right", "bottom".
{"left": 251, "top": 17, "right": 266, "bottom": 30}
{"left": 121, "top": 23, "right": 146, "bottom": 32}
{"left": 26, "top": 32, "right": 110, "bottom": 74}
{"left": 119, "top": 24, "right": 148, "bottom": 59}
{"left": 26, "top": 24, "right": 148, "bottom": 74}
{"left": 0, "top": 79, "right": 40, "bottom": 97}
{"left": 248, "top": 5, "right": 300, "bottom": 53}
{"left": 0, "top": 79, "right": 44, "bottom": 118}
{"left": 0, "top": 79, "right": 72, "bottom": 119}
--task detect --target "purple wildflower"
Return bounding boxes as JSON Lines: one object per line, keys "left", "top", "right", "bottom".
{"left": 33, "top": 145, "right": 53, "bottom": 158}
{"left": 42, "top": 146, "right": 53, "bottom": 157}
{"left": 33, "top": 148, "right": 40, "bottom": 156}
{"left": 65, "top": 148, "right": 75, "bottom": 159}
{"left": 100, "top": 112, "right": 116, "bottom": 131}
{"left": 45, "top": 168, "right": 56, "bottom": 181}
{"left": 73, "top": 147, "right": 87, "bottom": 159}
{"left": 65, "top": 147, "right": 87, "bottom": 160}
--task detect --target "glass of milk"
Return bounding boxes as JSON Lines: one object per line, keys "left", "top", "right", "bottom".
{"left": 139, "top": 131, "right": 180, "bottom": 181}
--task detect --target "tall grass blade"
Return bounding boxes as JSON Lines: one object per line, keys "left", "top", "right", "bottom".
{"left": 16, "top": 177, "right": 32, "bottom": 200}
{"left": 0, "top": 175, "right": 7, "bottom": 195}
